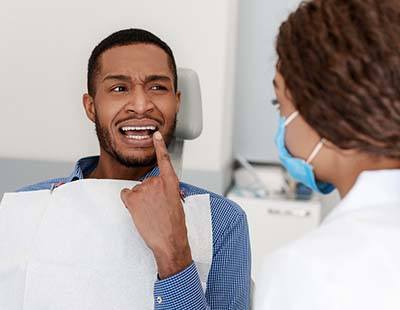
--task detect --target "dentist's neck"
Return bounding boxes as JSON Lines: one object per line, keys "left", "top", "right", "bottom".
{"left": 331, "top": 156, "right": 400, "bottom": 199}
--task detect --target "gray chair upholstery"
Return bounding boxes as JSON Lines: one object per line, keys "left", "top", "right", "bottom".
{"left": 174, "top": 68, "right": 203, "bottom": 140}
{"left": 169, "top": 68, "right": 203, "bottom": 177}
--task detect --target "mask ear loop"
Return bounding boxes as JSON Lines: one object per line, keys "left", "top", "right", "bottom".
{"left": 306, "top": 138, "right": 327, "bottom": 164}
{"left": 284, "top": 110, "right": 325, "bottom": 164}
{"left": 284, "top": 111, "right": 300, "bottom": 126}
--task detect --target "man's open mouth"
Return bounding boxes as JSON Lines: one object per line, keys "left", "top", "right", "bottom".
{"left": 119, "top": 126, "right": 158, "bottom": 140}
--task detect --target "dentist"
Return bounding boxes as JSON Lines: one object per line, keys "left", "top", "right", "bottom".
{"left": 255, "top": 0, "right": 400, "bottom": 309}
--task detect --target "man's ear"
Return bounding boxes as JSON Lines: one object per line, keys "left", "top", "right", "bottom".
{"left": 83, "top": 94, "right": 96, "bottom": 123}
{"left": 175, "top": 91, "right": 181, "bottom": 114}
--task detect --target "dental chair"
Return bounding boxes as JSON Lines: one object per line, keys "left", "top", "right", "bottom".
{"left": 169, "top": 68, "right": 203, "bottom": 177}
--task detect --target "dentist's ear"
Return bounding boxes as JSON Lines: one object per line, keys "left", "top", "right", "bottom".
{"left": 83, "top": 94, "right": 96, "bottom": 123}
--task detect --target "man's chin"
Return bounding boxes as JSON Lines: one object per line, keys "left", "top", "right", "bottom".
{"left": 115, "top": 152, "right": 157, "bottom": 168}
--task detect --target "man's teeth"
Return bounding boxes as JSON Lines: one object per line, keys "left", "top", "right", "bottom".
{"left": 120, "top": 126, "right": 156, "bottom": 140}
{"left": 126, "top": 135, "right": 151, "bottom": 140}
{"left": 121, "top": 126, "right": 156, "bottom": 131}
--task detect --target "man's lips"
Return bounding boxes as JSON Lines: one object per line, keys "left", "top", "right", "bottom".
{"left": 118, "top": 130, "right": 155, "bottom": 147}
{"left": 116, "top": 119, "right": 161, "bottom": 145}
{"left": 120, "top": 125, "right": 157, "bottom": 139}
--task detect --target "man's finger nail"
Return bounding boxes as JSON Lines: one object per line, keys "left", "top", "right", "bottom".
{"left": 154, "top": 131, "right": 162, "bottom": 141}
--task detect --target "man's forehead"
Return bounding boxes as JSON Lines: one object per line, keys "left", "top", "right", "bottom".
{"left": 98, "top": 44, "right": 173, "bottom": 78}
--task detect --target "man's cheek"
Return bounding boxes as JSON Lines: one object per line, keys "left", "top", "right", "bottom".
{"left": 164, "top": 112, "right": 176, "bottom": 126}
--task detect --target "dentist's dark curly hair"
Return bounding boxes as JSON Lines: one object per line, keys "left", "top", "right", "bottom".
{"left": 276, "top": 0, "right": 400, "bottom": 158}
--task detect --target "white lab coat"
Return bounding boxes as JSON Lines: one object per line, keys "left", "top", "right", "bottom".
{"left": 254, "top": 169, "right": 400, "bottom": 310}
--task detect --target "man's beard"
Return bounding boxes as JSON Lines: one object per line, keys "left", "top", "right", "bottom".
{"left": 94, "top": 115, "right": 176, "bottom": 168}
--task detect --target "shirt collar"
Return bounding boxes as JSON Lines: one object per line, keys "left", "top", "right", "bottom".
{"left": 139, "top": 166, "right": 160, "bottom": 180}
{"left": 67, "top": 156, "right": 160, "bottom": 182}
{"left": 323, "top": 169, "right": 400, "bottom": 224}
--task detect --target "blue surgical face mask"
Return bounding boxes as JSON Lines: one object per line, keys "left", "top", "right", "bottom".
{"left": 275, "top": 111, "right": 335, "bottom": 194}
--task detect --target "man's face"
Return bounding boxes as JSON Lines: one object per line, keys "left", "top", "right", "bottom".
{"left": 83, "top": 44, "right": 180, "bottom": 167}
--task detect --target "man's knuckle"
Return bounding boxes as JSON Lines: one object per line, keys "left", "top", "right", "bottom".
{"left": 161, "top": 152, "right": 170, "bottom": 161}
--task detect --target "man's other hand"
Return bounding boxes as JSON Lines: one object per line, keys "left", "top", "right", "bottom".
{"left": 120, "top": 132, "right": 193, "bottom": 279}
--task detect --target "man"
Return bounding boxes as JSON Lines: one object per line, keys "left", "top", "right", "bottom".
{"left": 18, "top": 29, "right": 251, "bottom": 309}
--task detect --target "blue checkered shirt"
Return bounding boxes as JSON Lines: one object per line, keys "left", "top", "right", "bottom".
{"left": 18, "top": 156, "right": 251, "bottom": 309}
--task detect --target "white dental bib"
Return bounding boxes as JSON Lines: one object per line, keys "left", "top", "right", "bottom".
{"left": 0, "top": 179, "right": 212, "bottom": 310}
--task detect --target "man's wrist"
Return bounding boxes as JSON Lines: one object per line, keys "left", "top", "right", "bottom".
{"left": 154, "top": 247, "right": 193, "bottom": 279}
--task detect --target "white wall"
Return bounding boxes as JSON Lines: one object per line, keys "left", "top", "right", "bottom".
{"left": 233, "top": 0, "right": 302, "bottom": 163}
{"left": 0, "top": 0, "right": 239, "bottom": 193}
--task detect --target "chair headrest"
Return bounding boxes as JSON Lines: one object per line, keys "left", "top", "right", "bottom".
{"left": 174, "top": 68, "right": 203, "bottom": 140}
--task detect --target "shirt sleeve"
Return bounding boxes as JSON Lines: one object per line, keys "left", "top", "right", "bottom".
{"left": 153, "top": 199, "right": 251, "bottom": 310}
{"left": 205, "top": 208, "right": 251, "bottom": 309}
{"left": 153, "top": 262, "right": 208, "bottom": 309}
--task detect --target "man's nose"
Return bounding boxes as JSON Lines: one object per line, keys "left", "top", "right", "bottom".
{"left": 125, "top": 86, "right": 154, "bottom": 115}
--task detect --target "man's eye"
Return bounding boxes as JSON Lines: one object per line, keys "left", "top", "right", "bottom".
{"left": 150, "top": 85, "right": 167, "bottom": 91}
{"left": 112, "top": 86, "right": 127, "bottom": 92}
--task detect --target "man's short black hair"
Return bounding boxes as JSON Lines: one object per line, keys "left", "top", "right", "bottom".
{"left": 87, "top": 28, "right": 178, "bottom": 96}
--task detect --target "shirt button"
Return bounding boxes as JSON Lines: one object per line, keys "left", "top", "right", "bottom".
{"left": 156, "top": 296, "right": 163, "bottom": 304}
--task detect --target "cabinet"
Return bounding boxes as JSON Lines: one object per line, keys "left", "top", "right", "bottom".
{"left": 227, "top": 193, "right": 321, "bottom": 283}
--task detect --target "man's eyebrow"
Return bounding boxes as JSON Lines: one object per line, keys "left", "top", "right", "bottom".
{"left": 102, "top": 74, "right": 172, "bottom": 84}
{"left": 144, "top": 75, "right": 172, "bottom": 84}
{"left": 102, "top": 74, "right": 131, "bottom": 83}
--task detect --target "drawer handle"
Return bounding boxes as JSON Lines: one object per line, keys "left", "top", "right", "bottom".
{"left": 267, "top": 208, "right": 311, "bottom": 218}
